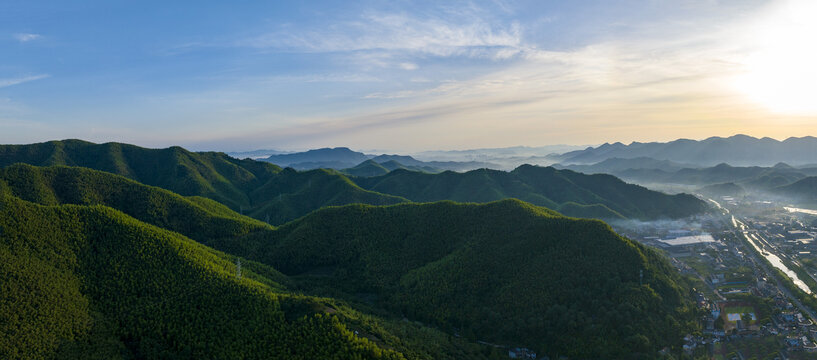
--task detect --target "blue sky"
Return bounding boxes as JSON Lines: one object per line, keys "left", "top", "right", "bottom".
{"left": 2, "top": 0, "right": 816, "bottom": 151}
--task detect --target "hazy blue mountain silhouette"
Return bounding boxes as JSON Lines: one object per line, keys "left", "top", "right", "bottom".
{"left": 555, "top": 135, "right": 817, "bottom": 166}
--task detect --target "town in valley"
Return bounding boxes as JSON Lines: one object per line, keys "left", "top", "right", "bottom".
{"left": 618, "top": 192, "right": 817, "bottom": 359}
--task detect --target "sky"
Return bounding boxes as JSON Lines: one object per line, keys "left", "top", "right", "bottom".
{"left": 2, "top": 0, "right": 817, "bottom": 152}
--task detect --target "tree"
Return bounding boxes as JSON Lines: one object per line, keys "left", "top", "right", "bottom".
{"left": 714, "top": 316, "right": 724, "bottom": 330}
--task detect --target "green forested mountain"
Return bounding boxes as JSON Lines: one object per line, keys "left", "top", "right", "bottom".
{"left": 0, "top": 176, "right": 510, "bottom": 360}
{"left": 0, "top": 164, "right": 272, "bottom": 243}
{"left": 352, "top": 165, "right": 707, "bottom": 220}
{"left": 0, "top": 140, "right": 708, "bottom": 222}
{"left": 0, "top": 183, "right": 399, "bottom": 360}
{"left": 341, "top": 160, "right": 442, "bottom": 177}
{"left": 237, "top": 200, "right": 698, "bottom": 358}
{"left": 1, "top": 165, "right": 698, "bottom": 358}
{"left": 0, "top": 140, "right": 406, "bottom": 224}
{"left": 0, "top": 139, "right": 276, "bottom": 210}
{"left": 378, "top": 160, "right": 440, "bottom": 173}
{"left": 0, "top": 140, "right": 707, "bottom": 222}
{"left": 342, "top": 160, "right": 391, "bottom": 177}
{"left": 246, "top": 167, "right": 407, "bottom": 224}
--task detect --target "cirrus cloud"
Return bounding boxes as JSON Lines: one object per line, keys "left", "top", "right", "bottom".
{"left": 238, "top": 10, "right": 523, "bottom": 61}
{"left": 13, "top": 33, "right": 42, "bottom": 43}
{"left": 0, "top": 74, "right": 50, "bottom": 88}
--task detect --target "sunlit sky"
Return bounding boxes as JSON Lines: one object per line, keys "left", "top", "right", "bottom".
{"left": 2, "top": 0, "right": 816, "bottom": 152}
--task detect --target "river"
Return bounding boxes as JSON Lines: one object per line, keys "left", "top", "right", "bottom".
{"left": 742, "top": 231, "right": 813, "bottom": 294}
{"left": 731, "top": 216, "right": 813, "bottom": 294}
{"left": 785, "top": 207, "right": 817, "bottom": 216}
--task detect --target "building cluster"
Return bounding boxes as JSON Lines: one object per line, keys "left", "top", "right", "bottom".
{"left": 691, "top": 288, "right": 817, "bottom": 354}
{"left": 630, "top": 198, "right": 817, "bottom": 356}
{"left": 751, "top": 220, "right": 817, "bottom": 255}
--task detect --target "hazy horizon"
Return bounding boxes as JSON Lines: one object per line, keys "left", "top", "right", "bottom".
{"left": 3, "top": 133, "right": 815, "bottom": 155}
{"left": 3, "top": 0, "right": 817, "bottom": 152}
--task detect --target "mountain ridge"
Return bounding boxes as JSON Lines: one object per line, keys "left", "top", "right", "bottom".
{"left": 262, "top": 147, "right": 499, "bottom": 172}
{"left": 1, "top": 140, "right": 709, "bottom": 221}
{"left": 0, "top": 181, "right": 408, "bottom": 360}
{"left": 554, "top": 134, "right": 817, "bottom": 166}
{"left": 559, "top": 159, "right": 817, "bottom": 190}
{"left": 251, "top": 199, "right": 697, "bottom": 357}
{"left": 0, "top": 140, "right": 407, "bottom": 224}
{"left": 352, "top": 164, "right": 707, "bottom": 220}
{"left": 1, "top": 167, "right": 698, "bottom": 358}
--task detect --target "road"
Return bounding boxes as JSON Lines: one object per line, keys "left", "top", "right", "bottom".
{"left": 728, "top": 215, "right": 817, "bottom": 323}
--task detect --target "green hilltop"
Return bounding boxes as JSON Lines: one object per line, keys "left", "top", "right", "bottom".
{"left": 246, "top": 167, "right": 407, "bottom": 224}
{"left": 342, "top": 159, "right": 391, "bottom": 177}
{"left": 352, "top": 165, "right": 707, "bottom": 220}
{"left": 0, "top": 183, "right": 401, "bottom": 359}
{"left": 341, "top": 159, "right": 443, "bottom": 177}
{"left": 0, "top": 140, "right": 707, "bottom": 222}
{"left": 248, "top": 200, "right": 697, "bottom": 358}
{"left": 0, "top": 139, "right": 274, "bottom": 209}
{"left": 0, "top": 140, "right": 406, "bottom": 224}
{"left": 0, "top": 163, "right": 272, "bottom": 244}
{"left": 0, "top": 172, "right": 514, "bottom": 360}
{"left": 0, "top": 164, "right": 698, "bottom": 358}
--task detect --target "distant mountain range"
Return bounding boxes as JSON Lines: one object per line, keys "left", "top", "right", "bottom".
{"left": 263, "top": 147, "right": 370, "bottom": 169}
{"left": 0, "top": 140, "right": 707, "bottom": 222}
{"left": 260, "top": 147, "right": 499, "bottom": 172}
{"left": 342, "top": 159, "right": 440, "bottom": 177}
{"left": 554, "top": 134, "right": 817, "bottom": 166}
{"left": 415, "top": 145, "right": 586, "bottom": 160}
{"left": 771, "top": 177, "right": 817, "bottom": 206}
{"left": 226, "top": 148, "right": 292, "bottom": 159}
{"left": 237, "top": 134, "right": 817, "bottom": 171}
{"left": 556, "top": 160, "right": 817, "bottom": 190}
{"left": 555, "top": 157, "right": 698, "bottom": 174}
{"left": 353, "top": 165, "right": 707, "bottom": 220}
{"left": 553, "top": 154, "right": 817, "bottom": 208}
{"left": 692, "top": 175, "right": 817, "bottom": 209}
{"left": 412, "top": 144, "right": 588, "bottom": 169}
{"left": 232, "top": 144, "right": 591, "bottom": 171}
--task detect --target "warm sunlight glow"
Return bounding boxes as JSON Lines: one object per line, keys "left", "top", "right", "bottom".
{"left": 734, "top": 0, "right": 817, "bottom": 115}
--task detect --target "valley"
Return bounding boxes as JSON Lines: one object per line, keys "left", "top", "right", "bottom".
{"left": 617, "top": 192, "right": 817, "bottom": 358}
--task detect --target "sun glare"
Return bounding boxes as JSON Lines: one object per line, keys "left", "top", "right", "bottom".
{"left": 733, "top": 0, "right": 817, "bottom": 115}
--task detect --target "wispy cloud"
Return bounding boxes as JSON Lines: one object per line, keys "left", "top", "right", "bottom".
{"left": 399, "top": 62, "right": 419, "bottom": 71}
{"left": 361, "top": 24, "right": 747, "bottom": 101}
{"left": 150, "top": 7, "right": 762, "bottom": 151}
{"left": 265, "top": 73, "right": 382, "bottom": 83}
{"left": 0, "top": 74, "right": 50, "bottom": 88}
{"left": 238, "top": 9, "right": 522, "bottom": 61}
{"left": 13, "top": 33, "right": 41, "bottom": 43}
